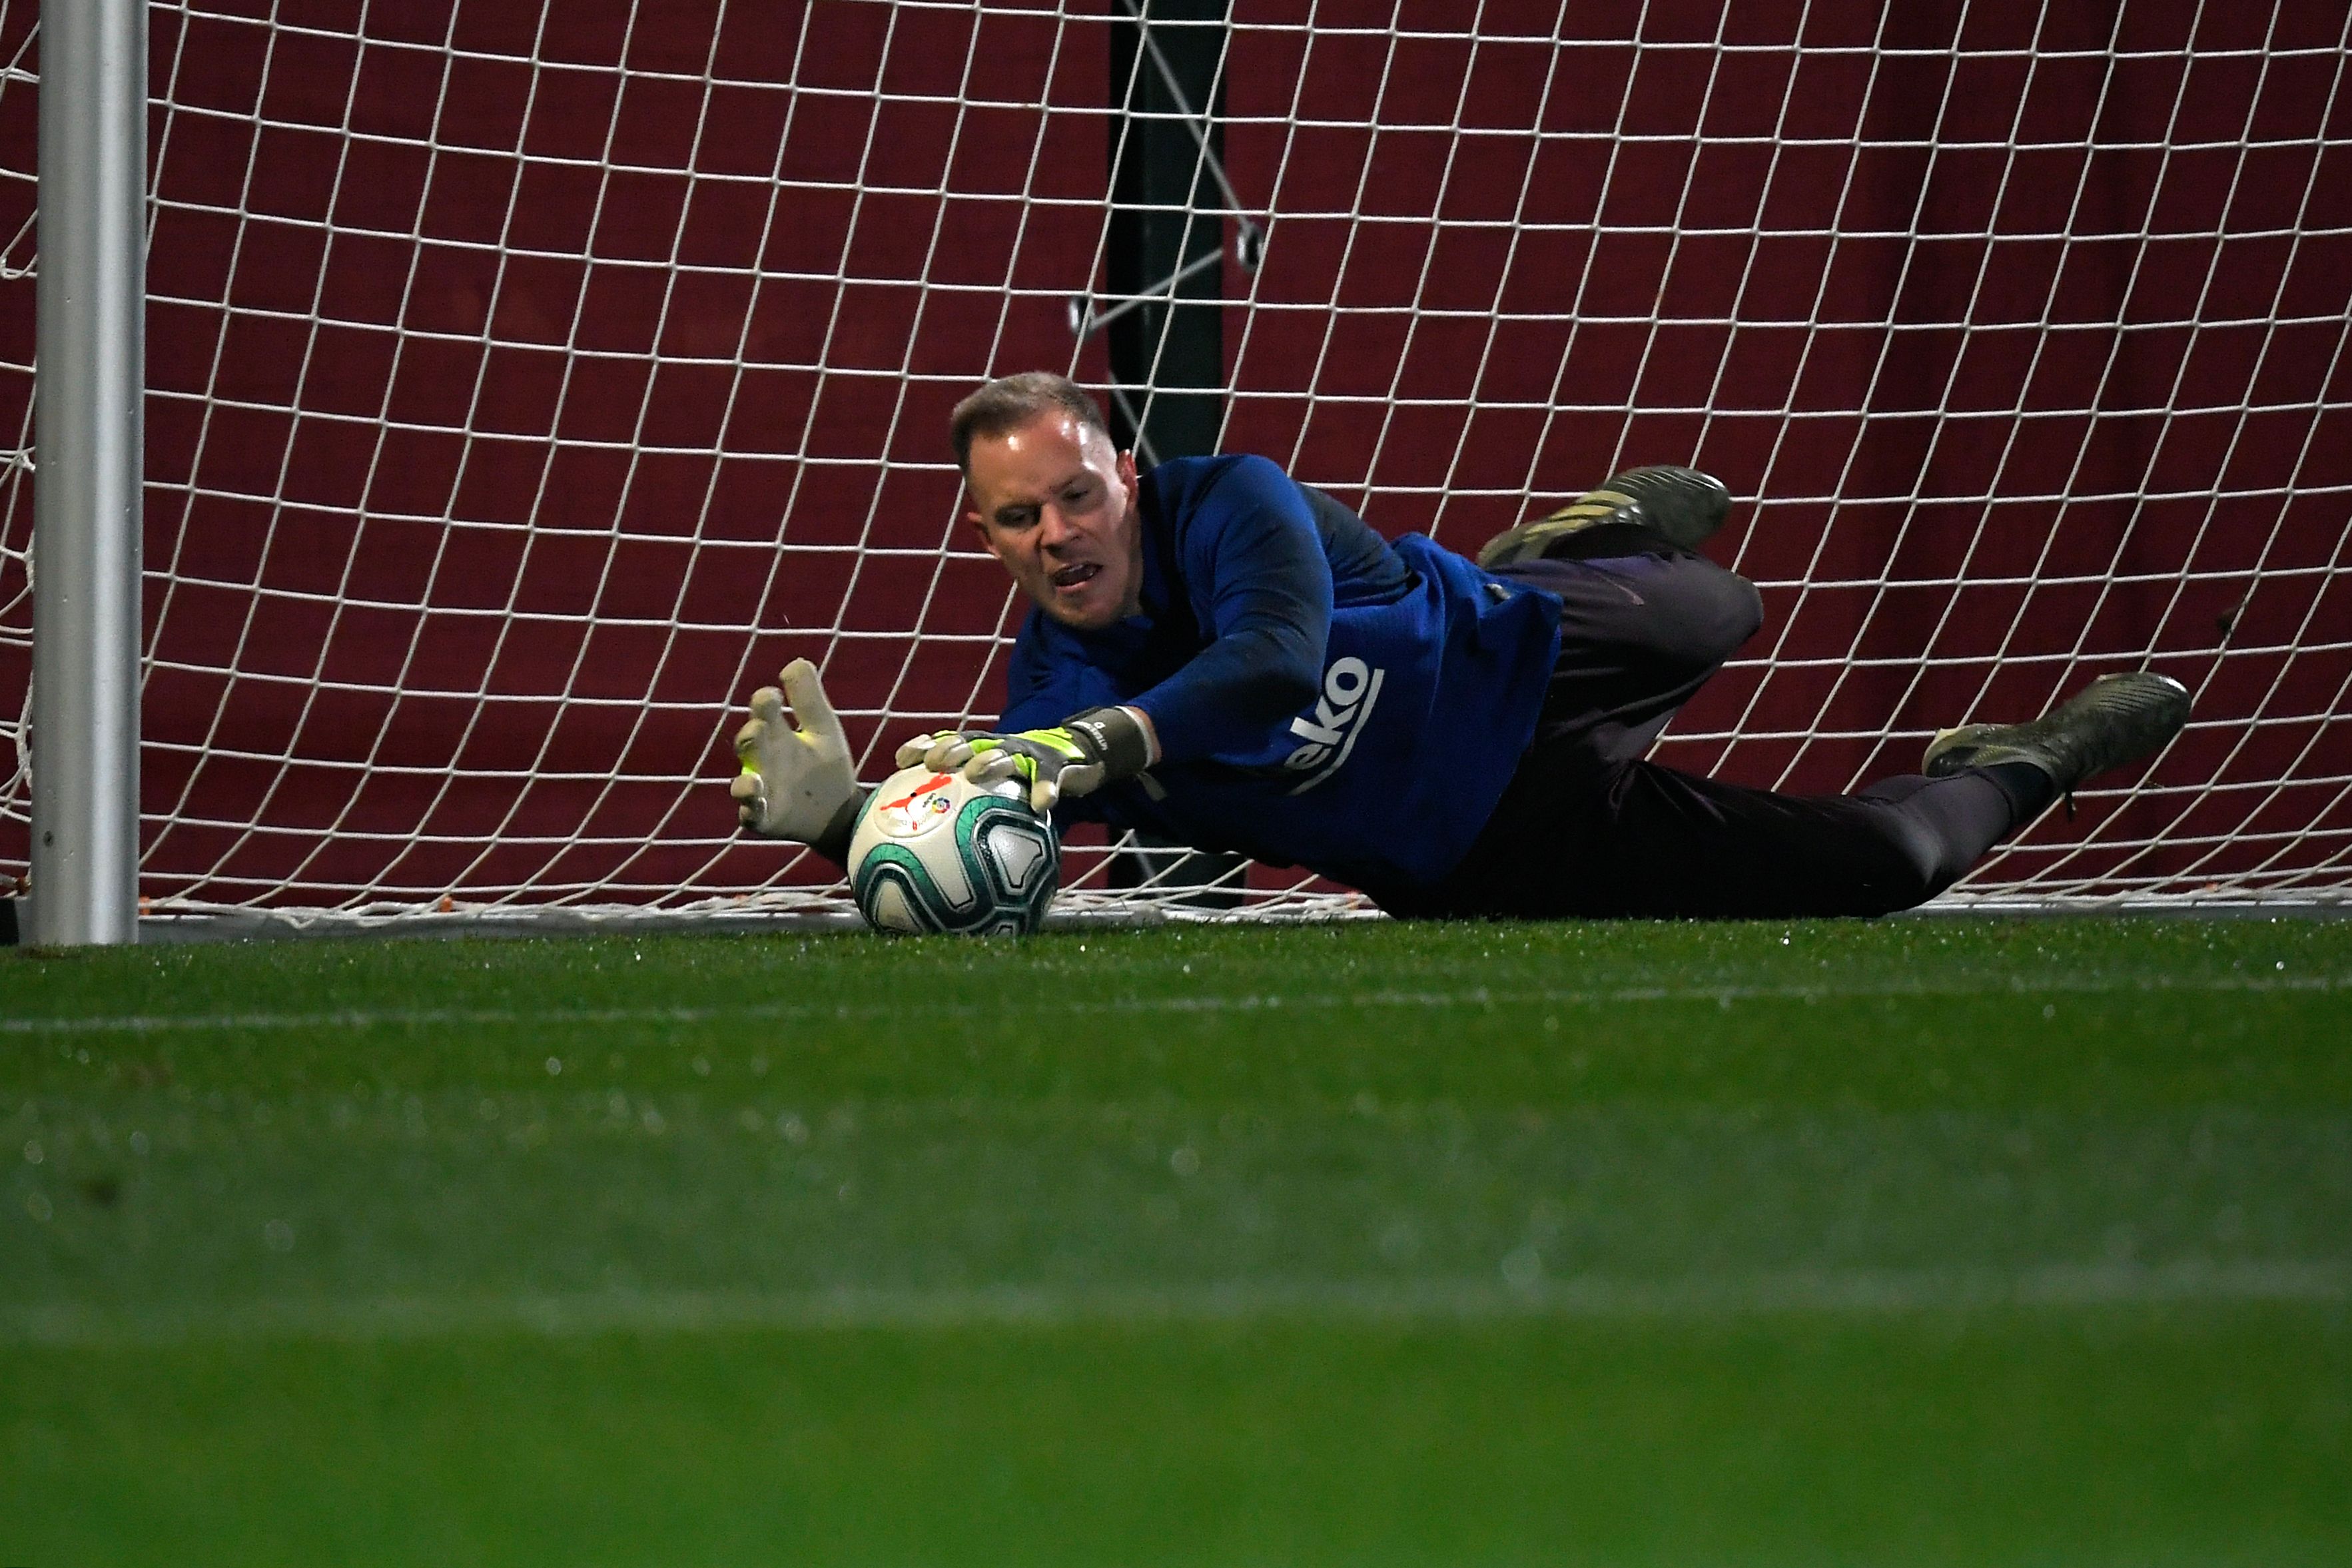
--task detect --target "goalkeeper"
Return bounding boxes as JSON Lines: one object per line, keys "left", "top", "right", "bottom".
{"left": 731, "top": 373, "right": 2189, "bottom": 920}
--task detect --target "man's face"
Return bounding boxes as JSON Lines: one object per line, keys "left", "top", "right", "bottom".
{"left": 965, "top": 411, "right": 1142, "bottom": 632}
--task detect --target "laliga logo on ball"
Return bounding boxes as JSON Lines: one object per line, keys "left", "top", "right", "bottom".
{"left": 872, "top": 773, "right": 960, "bottom": 838}
{"left": 847, "top": 764, "right": 1059, "bottom": 935}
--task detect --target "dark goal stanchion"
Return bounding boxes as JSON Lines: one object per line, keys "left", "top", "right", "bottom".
{"left": 1103, "top": 0, "right": 1230, "bottom": 463}
{"left": 1073, "top": 0, "right": 1262, "bottom": 910}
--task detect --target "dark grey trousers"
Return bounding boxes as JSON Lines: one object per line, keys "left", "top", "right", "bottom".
{"left": 1375, "top": 543, "right": 2022, "bottom": 921}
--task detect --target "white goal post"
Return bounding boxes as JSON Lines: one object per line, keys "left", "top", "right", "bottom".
{"left": 2, "top": 0, "right": 2348, "bottom": 935}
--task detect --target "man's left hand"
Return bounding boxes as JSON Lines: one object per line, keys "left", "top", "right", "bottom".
{"left": 896, "top": 707, "right": 1155, "bottom": 813}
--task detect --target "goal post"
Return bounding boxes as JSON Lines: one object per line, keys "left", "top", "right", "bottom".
{"left": 25, "top": 0, "right": 144, "bottom": 946}
{"left": 1, "top": 0, "right": 2347, "bottom": 931}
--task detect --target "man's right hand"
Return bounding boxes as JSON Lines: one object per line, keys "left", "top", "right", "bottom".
{"left": 731, "top": 659, "right": 863, "bottom": 863}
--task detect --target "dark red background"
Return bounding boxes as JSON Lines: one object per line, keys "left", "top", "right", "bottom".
{"left": 0, "top": 0, "right": 2345, "bottom": 908}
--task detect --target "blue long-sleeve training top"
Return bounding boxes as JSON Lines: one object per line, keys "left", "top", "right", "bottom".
{"left": 998, "top": 453, "right": 1563, "bottom": 891}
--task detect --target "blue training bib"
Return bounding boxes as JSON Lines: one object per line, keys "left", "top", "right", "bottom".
{"left": 1059, "top": 535, "right": 1561, "bottom": 889}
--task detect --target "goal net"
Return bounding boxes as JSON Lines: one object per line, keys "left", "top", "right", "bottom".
{"left": 1, "top": 0, "right": 2347, "bottom": 927}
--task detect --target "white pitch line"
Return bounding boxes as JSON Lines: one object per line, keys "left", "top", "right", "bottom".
{"left": 0, "top": 972, "right": 2344, "bottom": 1037}
{"left": 5, "top": 1261, "right": 2343, "bottom": 1348}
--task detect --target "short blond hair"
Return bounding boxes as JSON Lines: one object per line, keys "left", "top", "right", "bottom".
{"left": 949, "top": 372, "right": 1111, "bottom": 474}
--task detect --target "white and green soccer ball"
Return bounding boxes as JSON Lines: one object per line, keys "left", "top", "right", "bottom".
{"left": 847, "top": 763, "right": 1059, "bottom": 935}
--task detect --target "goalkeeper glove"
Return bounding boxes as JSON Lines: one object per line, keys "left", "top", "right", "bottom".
{"left": 896, "top": 706, "right": 1156, "bottom": 814}
{"left": 730, "top": 659, "right": 863, "bottom": 863}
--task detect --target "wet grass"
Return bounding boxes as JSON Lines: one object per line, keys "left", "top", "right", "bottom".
{"left": 3, "top": 917, "right": 2349, "bottom": 1563}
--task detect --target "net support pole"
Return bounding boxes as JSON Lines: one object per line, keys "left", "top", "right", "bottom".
{"left": 1105, "top": 0, "right": 1231, "bottom": 463}
{"left": 1103, "top": 1, "right": 1249, "bottom": 906}
{"left": 29, "top": 0, "right": 145, "bottom": 947}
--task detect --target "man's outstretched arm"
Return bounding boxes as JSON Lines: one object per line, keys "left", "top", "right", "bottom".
{"left": 1128, "top": 455, "right": 1330, "bottom": 757}
{"left": 730, "top": 658, "right": 865, "bottom": 864}
{"left": 909, "top": 456, "right": 1336, "bottom": 809}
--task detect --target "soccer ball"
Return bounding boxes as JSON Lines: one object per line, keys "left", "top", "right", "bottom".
{"left": 846, "top": 764, "right": 1059, "bottom": 935}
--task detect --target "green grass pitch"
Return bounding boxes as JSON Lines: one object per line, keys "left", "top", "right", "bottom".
{"left": 4, "top": 916, "right": 2349, "bottom": 1565}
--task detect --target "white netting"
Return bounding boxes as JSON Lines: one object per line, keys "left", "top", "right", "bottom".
{"left": 0, "top": 0, "right": 2347, "bottom": 925}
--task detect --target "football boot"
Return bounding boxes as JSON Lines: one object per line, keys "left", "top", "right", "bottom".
{"left": 1475, "top": 464, "right": 1731, "bottom": 570}
{"left": 1922, "top": 671, "right": 2191, "bottom": 802}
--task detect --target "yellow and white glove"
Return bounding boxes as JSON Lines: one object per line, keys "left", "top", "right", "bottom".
{"left": 731, "top": 659, "right": 863, "bottom": 863}
{"left": 897, "top": 706, "right": 1156, "bottom": 814}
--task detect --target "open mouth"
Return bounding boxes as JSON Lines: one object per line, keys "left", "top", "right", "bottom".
{"left": 1049, "top": 563, "right": 1100, "bottom": 591}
